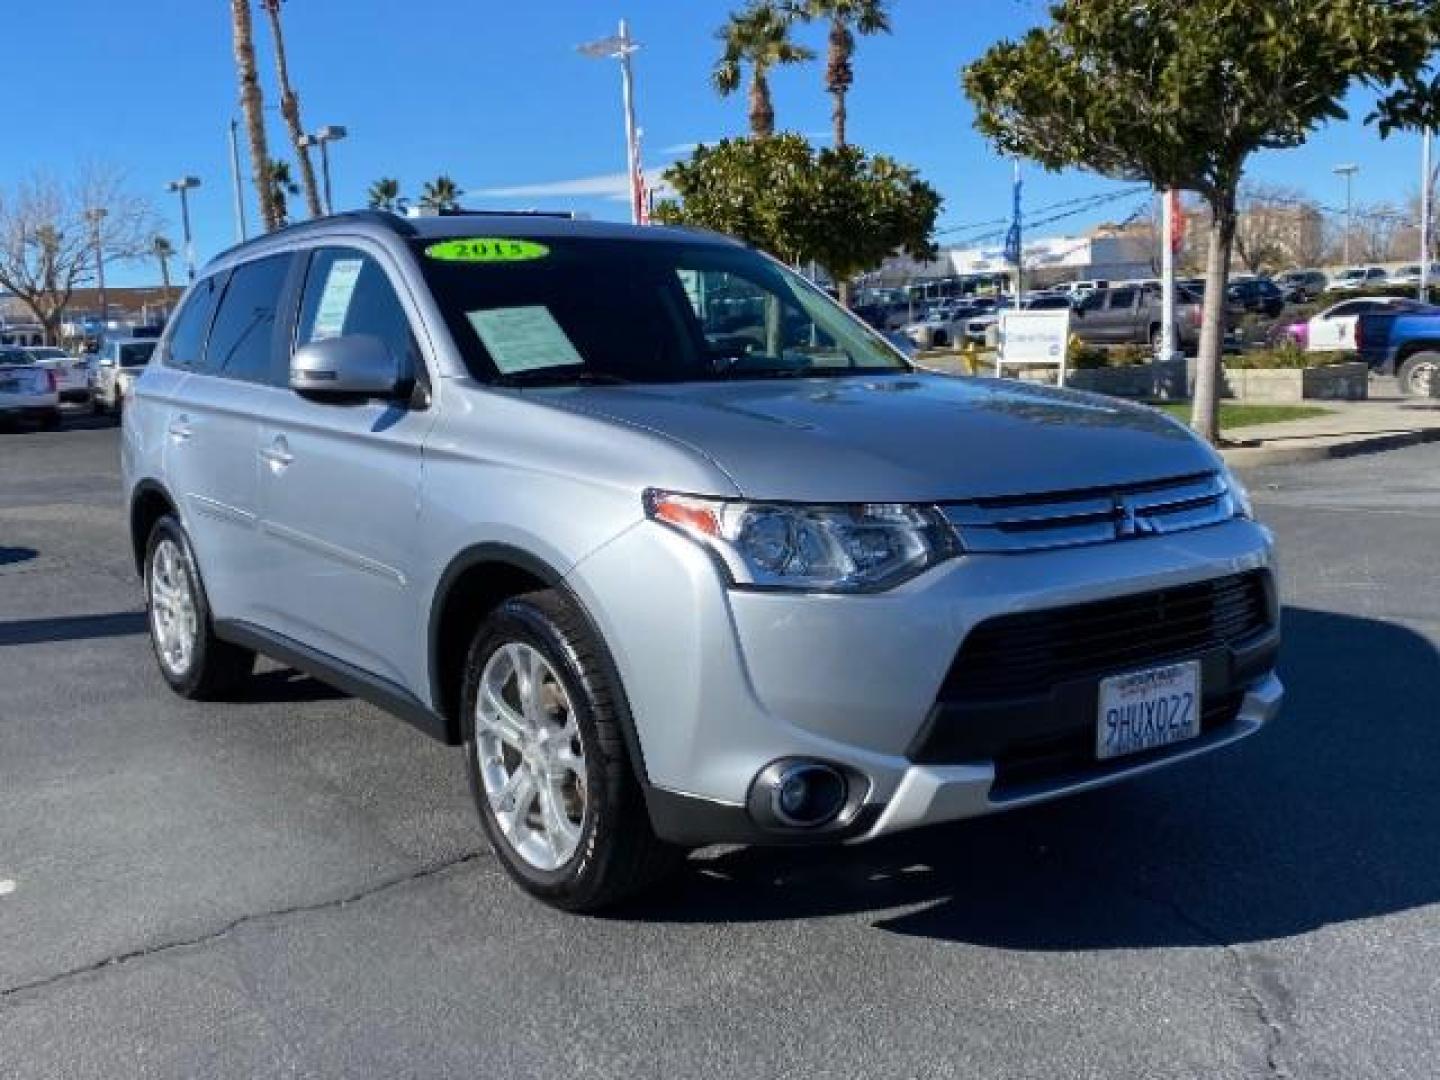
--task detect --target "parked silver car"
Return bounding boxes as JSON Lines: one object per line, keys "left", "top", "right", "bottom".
{"left": 91, "top": 337, "right": 158, "bottom": 414}
{"left": 122, "top": 212, "right": 1283, "bottom": 910}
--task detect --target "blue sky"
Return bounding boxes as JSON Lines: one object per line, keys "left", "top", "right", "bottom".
{"left": 6, "top": 0, "right": 1430, "bottom": 286}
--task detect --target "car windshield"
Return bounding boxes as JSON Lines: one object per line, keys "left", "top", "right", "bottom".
{"left": 28, "top": 348, "right": 65, "bottom": 360}
{"left": 414, "top": 237, "right": 909, "bottom": 385}
{"left": 117, "top": 342, "right": 156, "bottom": 367}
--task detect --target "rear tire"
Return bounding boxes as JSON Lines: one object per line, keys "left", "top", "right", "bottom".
{"left": 461, "top": 589, "right": 681, "bottom": 911}
{"left": 144, "top": 514, "right": 255, "bottom": 699}
{"left": 1396, "top": 352, "right": 1440, "bottom": 397}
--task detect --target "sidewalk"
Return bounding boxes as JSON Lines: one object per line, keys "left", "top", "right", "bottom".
{"left": 1218, "top": 396, "right": 1440, "bottom": 468}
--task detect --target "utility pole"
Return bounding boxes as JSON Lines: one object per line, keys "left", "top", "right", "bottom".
{"left": 228, "top": 119, "right": 248, "bottom": 242}
{"left": 579, "top": 19, "right": 645, "bottom": 225}
{"left": 85, "top": 208, "right": 108, "bottom": 330}
{"left": 1334, "top": 163, "right": 1360, "bottom": 266}
{"left": 1421, "top": 130, "right": 1433, "bottom": 301}
{"left": 1160, "top": 189, "right": 1179, "bottom": 363}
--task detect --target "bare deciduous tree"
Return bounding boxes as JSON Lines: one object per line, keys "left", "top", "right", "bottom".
{"left": 0, "top": 166, "right": 159, "bottom": 345}
{"left": 1233, "top": 183, "right": 1320, "bottom": 274}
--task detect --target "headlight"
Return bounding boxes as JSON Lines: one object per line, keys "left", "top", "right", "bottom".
{"left": 1221, "top": 466, "right": 1255, "bottom": 520}
{"left": 645, "top": 490, "right": 959, "bottom": 593}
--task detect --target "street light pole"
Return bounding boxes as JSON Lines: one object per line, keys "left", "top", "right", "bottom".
{"left": 85, "top": 208, "right": 108, "bottom": 330}
{"left": 1334, "top": 163, "right": 1360, "bottom": 266}
{"left": 166, "top": 176, "right": 202, "bottom": 282}
{"left": 1421, "top": 130, "right": 1433, "bottom": 301}
{"left": 579, "top": 19, "right": 645, "bottom": 226}
{"left": 301, "top": 125, "right": 348, "bottom": 215}
{"left": 228, "top": 119, "right": 248, "bottom": 242}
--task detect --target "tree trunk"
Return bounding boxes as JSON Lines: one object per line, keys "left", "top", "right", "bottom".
{"left": 1191, "top": 195, "right": 1238, "bottom": 444}
{"left": 749, "top": 70, "right": 775, "bottom": 138}
{"left": 826, "top": 19, "right": 853, "bottom": 148}
{"left": 157, "top": 252, "right": 172, "bottom": 303}
{"left": 232, "top": 0, "right": 277, "bottom": 231}
{"left": 261, "top": 2, "right": 323, "bottom": 219}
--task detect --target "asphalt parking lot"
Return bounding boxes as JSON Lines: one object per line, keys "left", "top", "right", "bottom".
{"left": 2, "top": 416, "right": 1438, "bottom": 1079}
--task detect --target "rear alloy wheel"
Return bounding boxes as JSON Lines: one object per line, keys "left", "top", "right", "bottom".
{"left": 144, "top": 514, "right": 255, "bottom": 699}
{"left": 1396, "top": 352, "right": 1440, "bottom": 398}
{"left": 462, "top": 591, "right": 680, "bottom": 910}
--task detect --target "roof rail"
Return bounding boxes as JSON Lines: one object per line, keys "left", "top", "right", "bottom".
{"left": 212, "top": 210, "right": 417, "bottom": 263}
{"left": 404, "top": 207, "right": 578, "bottom": 220}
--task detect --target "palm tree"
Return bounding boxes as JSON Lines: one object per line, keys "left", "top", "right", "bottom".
{"left": 713, "top": 2, "right": 814, "bottom": 138}
{"left": 367, "top": 177, "right": 402, "bottom": 211}
{"left": 258, "top": 0, "right": 324, "bottom": 218}
{"left": 419, "top": 175, "right": 462, "bottom": 212}
{"left": 152, "top": 236, "right": 175, "bottom": 302}
{"left": 230, "top": 0, "right": 279, "bottom": 231}
{"left": 796, "top": 0, "right": 890, "bottom": 147}
{"left": 266, "top": 160, "right": 302, "bottom": 227}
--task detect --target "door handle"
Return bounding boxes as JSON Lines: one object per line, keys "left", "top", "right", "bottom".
{"left": 167, "top": 415, "right": 193, "bottom": 441}
{"left": 260, "top": 436, "right": 294, "bottom": 470}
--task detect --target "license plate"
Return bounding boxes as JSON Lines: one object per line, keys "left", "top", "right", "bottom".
{"left": 1096, "top": 660, "right": 1201, "bottom": 761}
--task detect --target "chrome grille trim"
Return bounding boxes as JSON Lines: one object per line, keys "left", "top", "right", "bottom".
{"left": 942, "top": 472, "right": 1234, "bottom": 553}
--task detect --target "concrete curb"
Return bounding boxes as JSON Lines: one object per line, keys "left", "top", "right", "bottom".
{"left": 1221, "top": 426, "right": 1440, "bottom": 469}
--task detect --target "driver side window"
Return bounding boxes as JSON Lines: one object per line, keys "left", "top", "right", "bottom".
{"left": 296, "top": 248, "right": 420, "bottom": 382}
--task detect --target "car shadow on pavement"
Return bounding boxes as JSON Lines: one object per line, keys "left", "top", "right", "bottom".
{"left": 627, "top": 606, "right": 1440, "bottom": 949}
{"left": 0, "top": 610, "right": 147, "bottom": 646}
{"left": 231, "top": 666, "right": 350, "bottom": 705}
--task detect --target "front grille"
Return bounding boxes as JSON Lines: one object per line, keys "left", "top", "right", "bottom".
{"left": 940, "top": 572, "right": 1272, "bottom": 703}
{"left": 942, "top": 472, "right": 1235, "bottom": 554}
{"left": 991, "top": 693, "right": 1245, "bottom": 794}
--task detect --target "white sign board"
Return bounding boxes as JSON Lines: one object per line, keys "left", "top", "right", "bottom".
{"left": 996, "top": 309, "right": 1071, "bottom": 385}
{"left": 1306, "top": 313, "right": 1357, "bottom": 352}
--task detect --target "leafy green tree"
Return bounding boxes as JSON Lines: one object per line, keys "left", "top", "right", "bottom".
{"left": 367, "top": 177, "right": 402, "bottom": 211}
{"left": 714, "top": 2, "right": 814, "bottom": 138}
{"left": 654, "top": 134, "right": 940, "bottom": 306}
{"left": 266, "top": 159, "right": 301, "bottom": 227}
{"left": 964, "top": 0, "right": 1434, "bottom": 442}
{"left": 794, "top": 0, "right": 891, "bottom": 147}
{"left": 420, "top": 175, "right": 462, "bottom": 212}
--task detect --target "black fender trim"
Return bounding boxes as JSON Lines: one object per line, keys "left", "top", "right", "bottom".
{"left": 425, "top": 543, "right": 653, "bottom": 785}
{"left": 128, "top": 479, "right": 178, "bottom": 575}
{"left": 215, "top": 618, "right": 451, "bottom": 744}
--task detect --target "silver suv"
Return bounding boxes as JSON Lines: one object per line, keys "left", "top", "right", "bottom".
{"left": 122, "top": 212, "right": 1283, "bottom": 910}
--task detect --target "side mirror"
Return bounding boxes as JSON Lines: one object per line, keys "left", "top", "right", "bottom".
{"left": 290, "top": 334, "right": 402, "bottom": 399}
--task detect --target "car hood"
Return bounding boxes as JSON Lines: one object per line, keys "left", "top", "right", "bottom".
{"left": 531, "top": 373, "right": 1218, "bottom": 502}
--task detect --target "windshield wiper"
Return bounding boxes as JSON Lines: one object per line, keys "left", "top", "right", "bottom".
{"left": 493, "top": 367, "right": 631, "bottom": 388}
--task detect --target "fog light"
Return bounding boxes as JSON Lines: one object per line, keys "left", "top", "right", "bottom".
{"left": 769, "top": 762, "right": 847, "bottom": 828}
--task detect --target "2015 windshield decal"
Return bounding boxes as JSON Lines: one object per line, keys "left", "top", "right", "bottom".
{"left": 424, "top": 238, "right": 550, "bottom": 262}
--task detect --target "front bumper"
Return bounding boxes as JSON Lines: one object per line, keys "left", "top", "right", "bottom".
{"left": 568, "top": 516, "right": 1281, "bottom": 846}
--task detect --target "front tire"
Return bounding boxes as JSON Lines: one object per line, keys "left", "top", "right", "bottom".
{"left": 144, "top": 514, "right": 255, "bottom": 699}
{"left": 461, "top": 590, "right": 680, "bottom": 911}
{"left": 1396, "top": 352, "right": 1440, "bottom": 397}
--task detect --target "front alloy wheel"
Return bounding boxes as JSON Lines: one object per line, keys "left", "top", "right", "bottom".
{"left": 475, "top": 642, "right": 588, "bottom": 871}
{"left": 461, "top": 590, "right": 681, "bottom": 910}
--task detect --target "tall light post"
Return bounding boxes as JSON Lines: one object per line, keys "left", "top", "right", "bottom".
{"left": 228, "top": 119, "right": 248, "bottom": 242}
{"left": 85, "top": 208, "right": 108, "bottom": 331}
{"left": 1334, "top": 163, "right": 1360, "bottom": 266}
{"left": 300, "top": 125, "right": 348, "bottom": 215}
{"left": 1421, "top": 130, "right": 1433, "bottom": 300}
{"left": 166, "top": 176, "right": 202, "bottom": 282}
{"left": 579, "top": 19, "right": 645, "bottom": 226}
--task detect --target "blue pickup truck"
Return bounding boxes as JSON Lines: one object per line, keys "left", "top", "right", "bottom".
{"left": 1357, "top": 307, "right": 1440, "bottom": 396}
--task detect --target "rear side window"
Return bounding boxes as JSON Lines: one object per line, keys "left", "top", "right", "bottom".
{"left": 164, "top": 272, "right": 227, "bottom": 370}
{"left": 206, "top": 254, "right": 293, "bottom": 384}
{"left": 1108, "top": 288, "right": 1137, "bottom": 309}
{"left": 295, "top": 249, "right": 419, "bottom": 382}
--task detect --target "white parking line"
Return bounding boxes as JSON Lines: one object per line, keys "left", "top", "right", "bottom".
{"left": 0, "top": 879, "right": 16, "bottom": 896}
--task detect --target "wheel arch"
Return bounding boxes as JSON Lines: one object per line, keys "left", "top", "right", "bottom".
{"left": 129, "top": 480, "right": 177, "bottom": 576}
{"left": 426, "top": 544, "right": 650, "bottom": 782}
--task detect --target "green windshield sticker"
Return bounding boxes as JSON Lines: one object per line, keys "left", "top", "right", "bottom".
{"left": 425, "top": 238, "right": 550, "bottom": 263}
